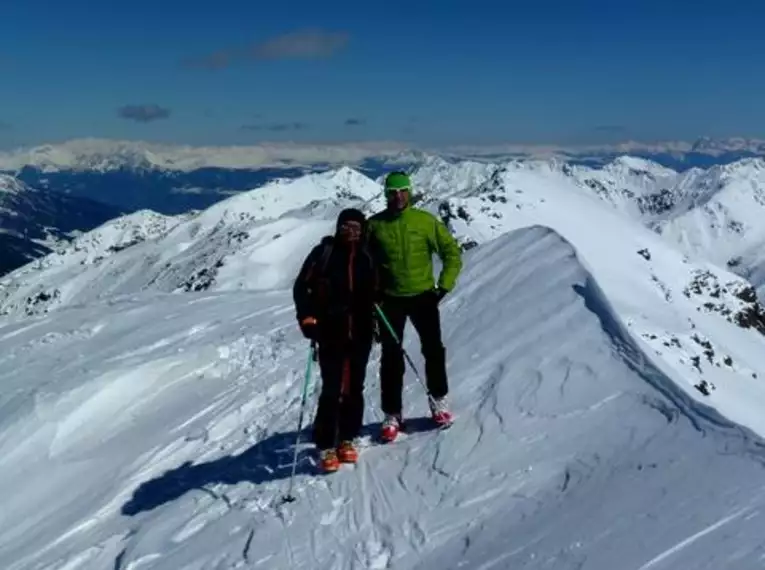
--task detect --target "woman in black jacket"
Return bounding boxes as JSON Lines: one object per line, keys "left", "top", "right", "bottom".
{"left": 292, "top": 208, "right": 381, "bottom": 472}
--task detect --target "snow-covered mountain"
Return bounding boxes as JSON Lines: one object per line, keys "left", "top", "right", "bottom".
{"left": 0, "top": 167, "right": 382, "bottom": 316}
{"left": 405, "top": 155, "right": 497, "bottom": 200}
{"left": 4, "top": 226, "right": 765, "bottom": 568}
{"left": 401, "top": 155, "right": 765, "bottom": 299}
{"left": 427, "top": 161, "right": 765, "bottom": 433}
{"left": 6, "top": 158, "right": 765, "bottom": 568}
{"left": 0, "top": 174, "right": 121, "bottom": 276}
{"left": 5, "top": 158, "right": 765, "bottom": 428}
{"left": 650, "top": 159, "right": 765, "bottom": 272}
{"left": 576, "top": 157, "right": 765, "bottom": 298}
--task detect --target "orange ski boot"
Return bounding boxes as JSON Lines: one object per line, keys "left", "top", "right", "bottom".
{"left": 380, "top": 414, "right": 401, "bottom": 443}
{"left": 319, "top": 448, "right": 340, "bottom": 472}
{"left": 337, "top": 440, "right": 359, "bottom": 464}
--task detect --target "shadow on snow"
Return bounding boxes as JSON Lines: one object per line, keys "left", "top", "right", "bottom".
{"left": 121, "top": 417, "right": 436, "bottom": 516}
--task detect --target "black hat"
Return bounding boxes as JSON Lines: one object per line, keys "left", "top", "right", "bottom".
{"left": 336, "top": 208, "right": 366, "bottom": 232}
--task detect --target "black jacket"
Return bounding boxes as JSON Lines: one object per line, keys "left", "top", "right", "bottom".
{"left": 293, "top": 236, "right": 381, "bottom": 344}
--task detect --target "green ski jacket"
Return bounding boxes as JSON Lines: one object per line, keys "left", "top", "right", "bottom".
{"left": 367, "top": 206, "right": 463, "bottom": 297}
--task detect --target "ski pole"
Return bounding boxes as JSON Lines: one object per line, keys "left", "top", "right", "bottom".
{"left": 282, "top": 340, "right": 317, "bottom": 504}
{"left": 373, "top": 303, "right": 437, "bottom": 408}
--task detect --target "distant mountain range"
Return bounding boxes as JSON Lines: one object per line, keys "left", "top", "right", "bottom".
{"left": 6, "top": 151, "right": 765, "bottom": 310}
{"left": 3, "top": 137, "right": 765, "bottom": 215}
{"left": 5, "top": 136, "right": 765, "bottom": 279}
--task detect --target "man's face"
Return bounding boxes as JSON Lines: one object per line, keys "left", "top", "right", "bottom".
{"left": 386, "top": 189, "right": 410, "bottom": 212}
{"left": 338, "top": 220, "right": 362, "bottom": 243}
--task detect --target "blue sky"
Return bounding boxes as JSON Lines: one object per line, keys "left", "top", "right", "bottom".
{"left": 1, "top": 0, "right": 763, "bottom": 149}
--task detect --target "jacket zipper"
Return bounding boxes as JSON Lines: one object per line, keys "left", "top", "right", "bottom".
{"left": 348, "top": 243, "right": 356, "bottom": 341}
{"left": 397, "top": 211, "right": 406, "bottom": 289}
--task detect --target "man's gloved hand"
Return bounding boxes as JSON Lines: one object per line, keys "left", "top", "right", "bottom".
{"left": 432, "top": 287, "right": 448, "bottom": 303}
{"left": 299, "top": 316, "right": 319, "bottom": 340}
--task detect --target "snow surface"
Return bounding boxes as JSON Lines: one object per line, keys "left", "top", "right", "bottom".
{"left": 5, "top": 159, "right": 765, "bottom": 568}
{"left": 4, "top": 225, "right": 765, "bottom": 569}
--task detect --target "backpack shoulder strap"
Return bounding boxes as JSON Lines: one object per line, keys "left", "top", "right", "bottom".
{"left": 318, "top": 236, "right": 334, "bottom": 274}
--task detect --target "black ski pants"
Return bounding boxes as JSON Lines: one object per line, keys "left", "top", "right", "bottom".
{"left": 312, "top": 339, "right": 372, "bottom": 450}
{"left": 378, "top": 292, "right": 448, "bottom": 416}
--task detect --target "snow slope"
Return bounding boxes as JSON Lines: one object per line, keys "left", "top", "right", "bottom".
{"left": 574, "top": 156, "right": 765, "bottom": 281}
{"left": 4, "top": 226, "right": 765, "bottom": 569}
{"left": 654, "top": 160, "right": 765, "bottom": 275}
{"left": 196, "top": 166, "right": 381, "bottom": 226}
{"left": 405, "top": 155, "right": 497, "bottom": 199}
{"left": 430, "top": 161, "right": 765, "bottom": 439}
{"left": 569, "top": 156, "right": 765, "bottom": 297}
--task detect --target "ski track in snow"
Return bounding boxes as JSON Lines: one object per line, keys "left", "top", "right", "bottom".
{"left": 635, "top": 506, "right": 752, "bottom": 570}
{"left": 3, "top": 226, "right": 765, "bottom": 568}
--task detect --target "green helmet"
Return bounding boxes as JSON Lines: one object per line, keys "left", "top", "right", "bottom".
{"left": 384, "top": 171, "right": 411, "bottom": 194}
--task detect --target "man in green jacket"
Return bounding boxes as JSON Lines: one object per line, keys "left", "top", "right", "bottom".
{"left": 367, "top": 171, "right": 463, "bottom": 442}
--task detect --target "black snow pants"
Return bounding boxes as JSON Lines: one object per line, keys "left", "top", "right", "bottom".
{"left": 378, "top": 292, "right": 449, "bottom": 416}
{"left": 312, "top": 339, "right": 372, "bottom": 450}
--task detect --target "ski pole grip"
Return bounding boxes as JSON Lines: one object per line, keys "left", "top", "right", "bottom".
{"left": 310, "top": 340, "right": 318, "bottom": 361}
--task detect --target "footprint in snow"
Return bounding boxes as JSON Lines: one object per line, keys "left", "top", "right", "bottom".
{"left": 360, "top": 539, "right": 393, "bottom": 570}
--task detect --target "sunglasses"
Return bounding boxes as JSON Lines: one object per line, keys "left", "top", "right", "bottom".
{"left": 339, "top": 221, "right": 363, "bottom": 234}
{"left": 385, "top": 188, "right": 410, "bottom": 195}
